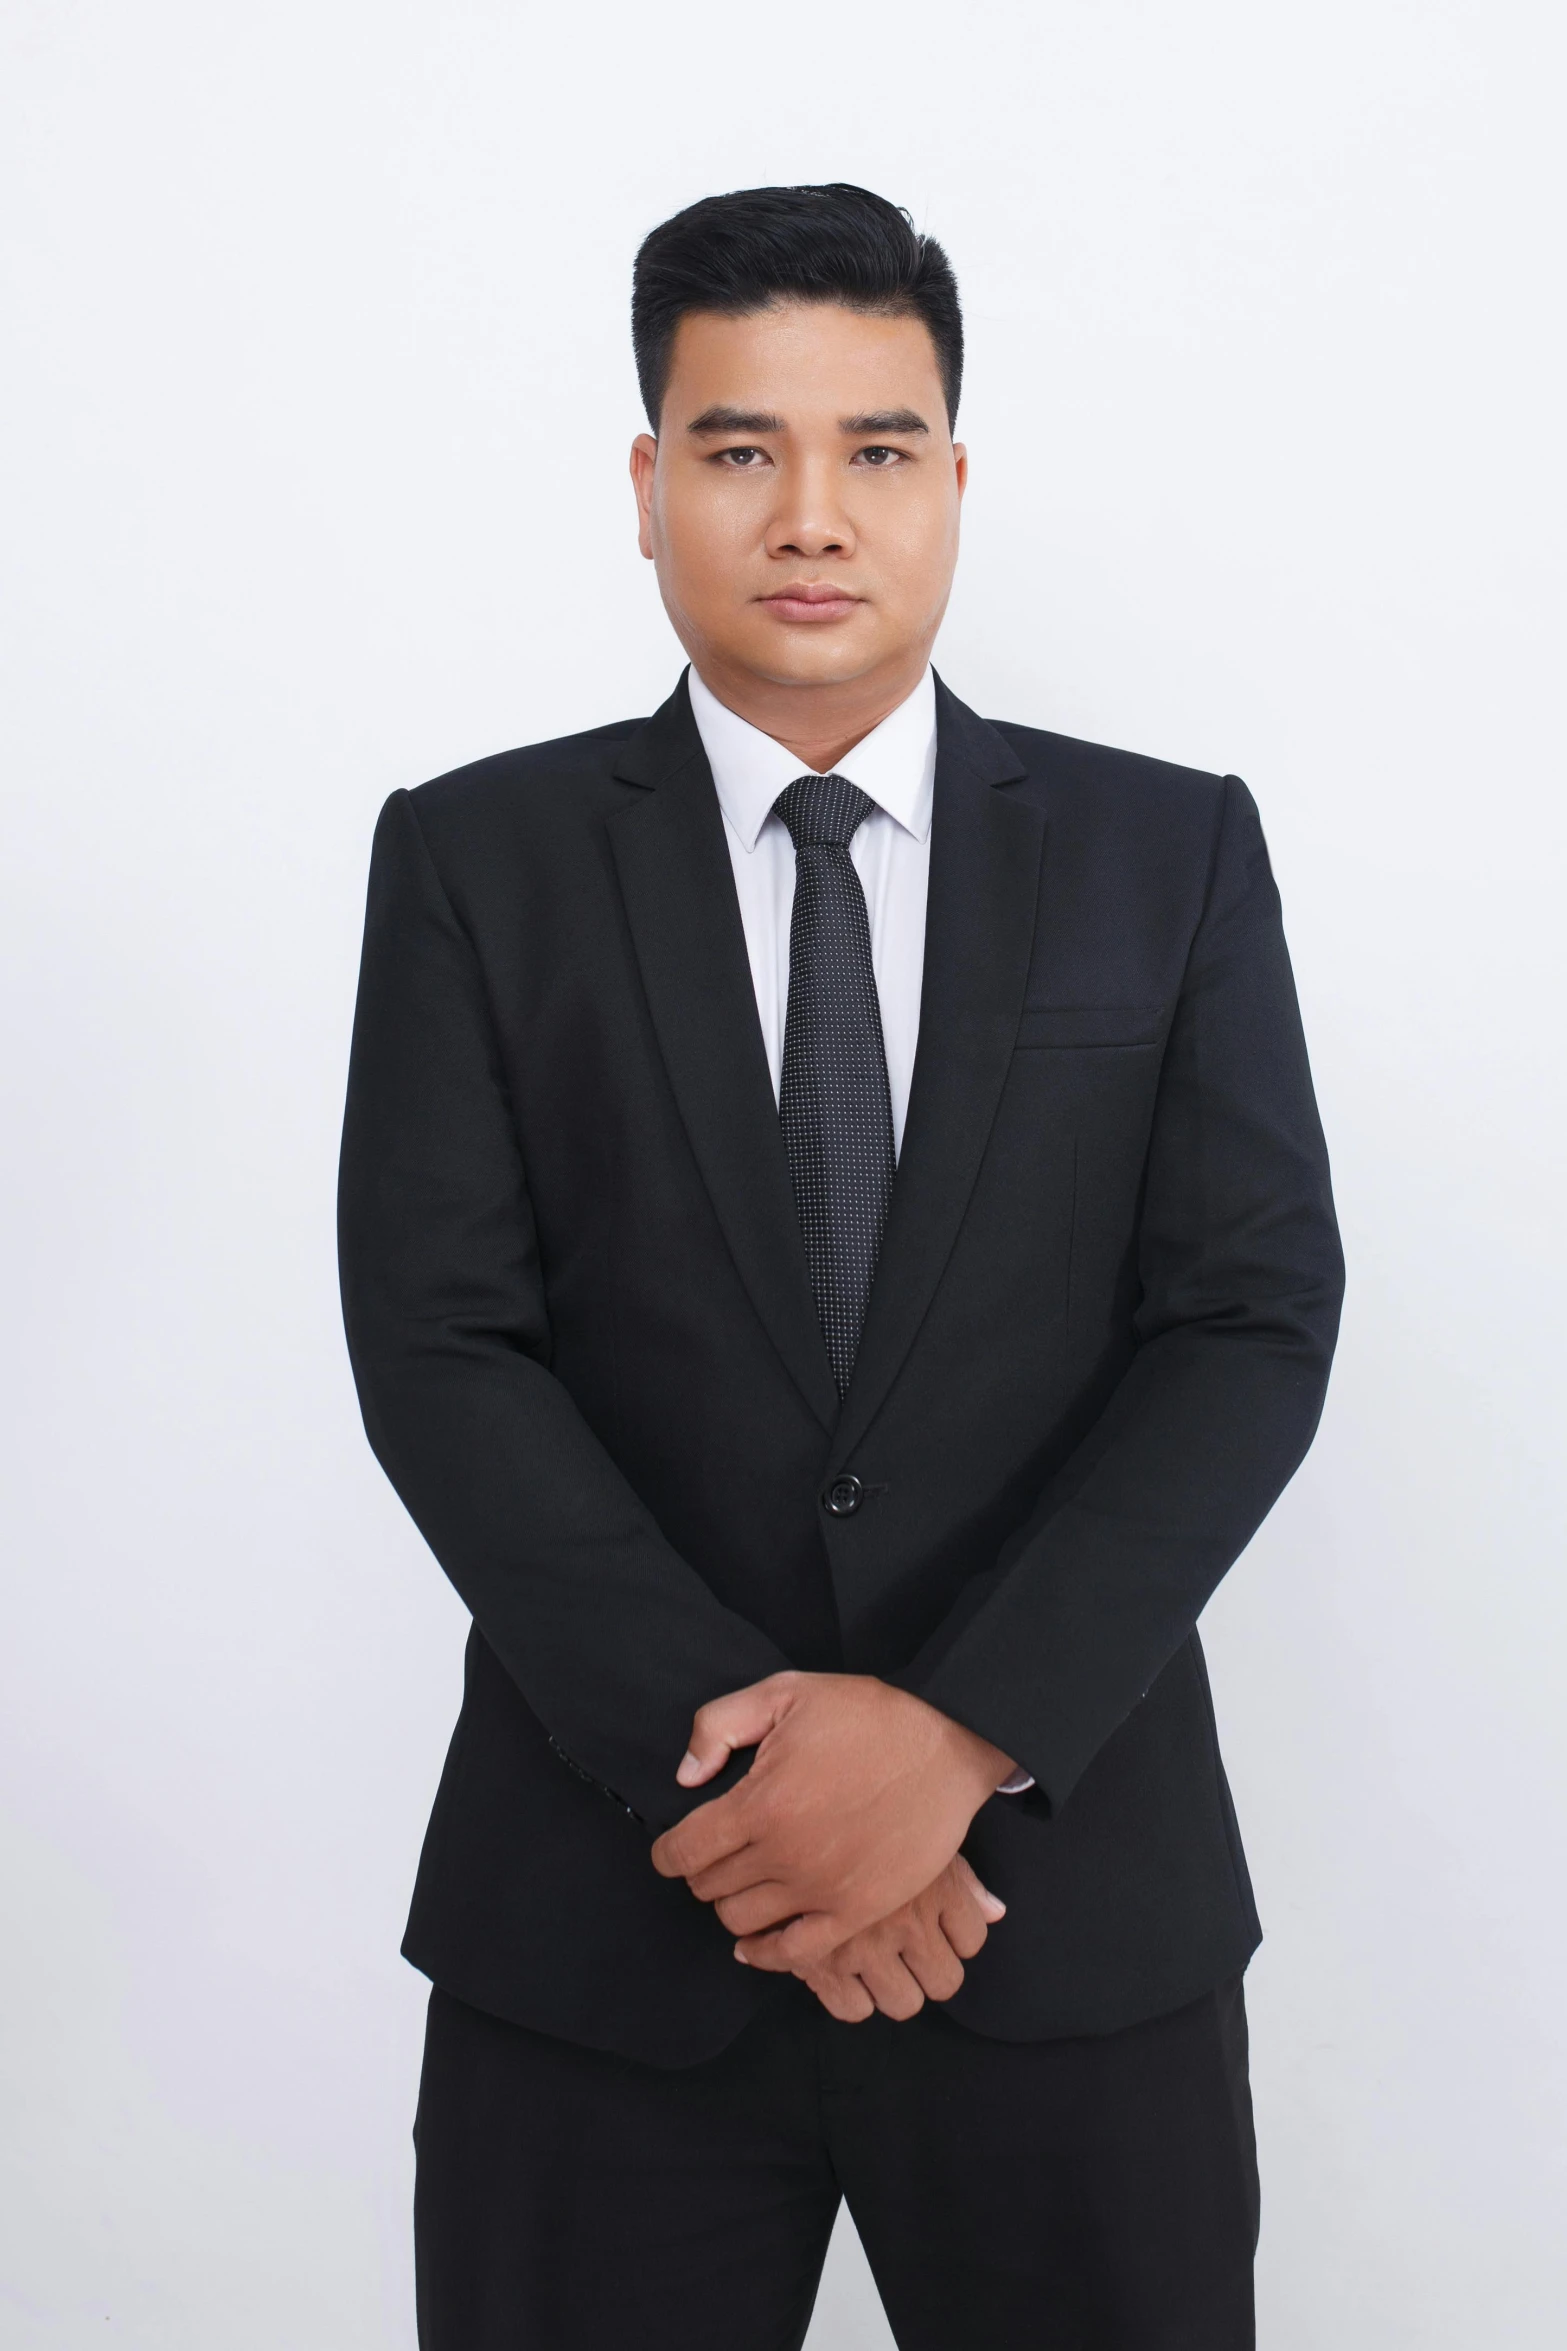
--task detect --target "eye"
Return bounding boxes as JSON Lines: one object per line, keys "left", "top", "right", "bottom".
{"left": 854, "top": 445, "right": 905, "bottom": 467}
{"left": 715, "top": 445, "right": 769, "bottom": 467}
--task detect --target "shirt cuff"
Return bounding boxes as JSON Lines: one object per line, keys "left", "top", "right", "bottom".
{"left": 995, "top": 1769, "right": 1035, "bottom": 1795}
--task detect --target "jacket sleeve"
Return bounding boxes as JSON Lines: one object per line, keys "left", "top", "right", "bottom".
{"left": 336, "top": 789, "right": 789, "bottom": 1829}
{"left": 897, "top": 776, "right": 1345, "bottom": 1812}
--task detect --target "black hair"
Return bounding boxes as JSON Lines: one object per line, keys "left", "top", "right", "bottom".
{"left": 632, "top": 183, "right": 963, "bottom": 432}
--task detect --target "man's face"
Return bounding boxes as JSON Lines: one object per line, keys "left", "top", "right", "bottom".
{"left": 631, "top": 303, "right": 965, "bottom": 698}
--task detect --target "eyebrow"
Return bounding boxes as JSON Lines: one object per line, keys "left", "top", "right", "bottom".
{"left": 683, "top": 404, "right": 932, "bottom": 438}
{"left": 839, "top": 409, "right": 929, "bottom": 435}
{"left": 686, "top": 406, "right": 785, "bottom": 436}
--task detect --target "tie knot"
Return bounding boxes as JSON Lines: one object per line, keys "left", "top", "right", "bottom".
{"left": 773, "top": 772, "right": 875, "bottom": 851}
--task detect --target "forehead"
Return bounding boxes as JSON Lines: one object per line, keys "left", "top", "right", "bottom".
{"left": 664, "top": 303, "right": 945, "bottom": 426}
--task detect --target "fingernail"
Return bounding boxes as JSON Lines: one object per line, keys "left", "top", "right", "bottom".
{"left": 734, "top": 1948, "right": 749, "bottom": 1965}
{"left": 676, "top": 1752, "right": 701, "bottom": 1784}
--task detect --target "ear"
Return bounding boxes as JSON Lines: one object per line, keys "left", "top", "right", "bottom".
{"left": 953, "top": 442, "right": 968, "bottom": 499}
{"left": 630, "top": 433, "right": 658, "bottom": 560}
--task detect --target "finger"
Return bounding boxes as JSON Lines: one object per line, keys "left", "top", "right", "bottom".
{"left": 713, "top": 1883, "right": 797, "bottom": 1937}
{"left": 675, "top": 1673, "right": 797, "bottom": 1788}
{"left": 953, "top": 1854, "right": 1006, "bottom": 1921}
{"left": 649, "top": 1790, "right": 751, "bottom": 1881}
{"left": 855, "top": 1950, "right": 926, "bottom": 2022}
{"left": 895, "top": 1905, "right": 968, "bottom": 2000}
{"left": 685, "top": 1849, "right": 775, "bottom": 1903}
{"left": 764, "top": 1910, "right": 862, "bottom": 1971}
{"left": 803, "top": 1968, "right": 875, "bottom": 2024}
{"left": 938, "top": 1897, "right": 990, "bottom": 1963}
{"left": 934, "top": 1875, "right": 991, "bottom": 1962}
{"left": 937, "top": 1862, "right": 1001, "bottom": 1960}
{"left": 901, "top": 1930, "right": 965, "bottom": 2004}
{"left": 731, "top": 1927, "right": 795, "bottom": 1972}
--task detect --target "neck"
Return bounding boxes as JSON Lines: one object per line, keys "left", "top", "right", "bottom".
{"left": 689, "top": 649, "right": 930, "bottom": 773}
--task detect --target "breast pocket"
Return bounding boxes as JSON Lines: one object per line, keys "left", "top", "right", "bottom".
{"left": 1012, "top": 1004, "right": 1166, "bottom": 1051}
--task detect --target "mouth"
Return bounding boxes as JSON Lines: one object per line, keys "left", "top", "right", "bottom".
{"left": 757, "top": 583, "right": 865, "bottom": 625}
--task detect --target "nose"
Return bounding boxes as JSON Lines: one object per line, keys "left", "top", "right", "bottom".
{"left": 764, "top": 454, "right": 856, "bottom": 561}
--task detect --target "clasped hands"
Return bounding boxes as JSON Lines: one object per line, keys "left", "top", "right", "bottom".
{"left": 650, "top": 1671, "right": 1012, "bottom": 2024}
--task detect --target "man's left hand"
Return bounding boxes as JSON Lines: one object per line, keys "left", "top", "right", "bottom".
{"left": 648, "top": 1671, "right": 1014, "bottom": 1970}
{"left": 742, "top": 1854, "right": 1007, "bottom": 2021}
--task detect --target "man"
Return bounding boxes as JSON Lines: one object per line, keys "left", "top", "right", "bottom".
{"left": 338, "top": 182, "right": 1342, "bottom": 2350}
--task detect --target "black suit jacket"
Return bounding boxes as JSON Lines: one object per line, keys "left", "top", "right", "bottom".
{"left": 338, "top": 672, "right": 1343, "bottom": 2065}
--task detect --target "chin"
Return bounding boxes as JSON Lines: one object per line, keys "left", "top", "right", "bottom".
{"left": 736, "top": 624, "right": 885, "bottom": 691}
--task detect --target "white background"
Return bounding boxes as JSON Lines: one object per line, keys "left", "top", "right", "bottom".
{"left": 3, "top": 2, "right": 1563, "bottom": 2343}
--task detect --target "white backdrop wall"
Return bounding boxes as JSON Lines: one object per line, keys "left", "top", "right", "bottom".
{"left": 2, "top": 3, "right": 1563, "bottom": 2344}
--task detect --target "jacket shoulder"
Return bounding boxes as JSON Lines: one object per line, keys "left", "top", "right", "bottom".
{"left": 990, "top": 717, "right": 1233, "bottom": 817}
{"left": 403, "top": 716, "right": 648, "bottom": 851}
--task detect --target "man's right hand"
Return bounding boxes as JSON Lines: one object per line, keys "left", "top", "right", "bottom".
{"left": 736, "top": 1855, "right": 1006, "bottom": 2022}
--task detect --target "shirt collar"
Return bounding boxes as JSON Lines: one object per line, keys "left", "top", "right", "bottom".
{"left": 688, "top": 664, "right": 937, "bottom": 855}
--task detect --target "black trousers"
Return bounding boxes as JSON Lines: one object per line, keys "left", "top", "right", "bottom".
{"left": 414, "top": 1970, "right": 1258, "bottom": 2350}
{"left": 411, "top": 1974, "right": 1259, "bottom": 2341}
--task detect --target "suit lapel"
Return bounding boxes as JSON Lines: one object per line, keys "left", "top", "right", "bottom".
{"left": 829, "top": 679, "right": 1043, "bottom": 1467}
{"left": 608, "top": 676, "right": 841, "bottom": 1433}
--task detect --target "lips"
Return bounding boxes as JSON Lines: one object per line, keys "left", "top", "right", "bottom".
{"left": 760, "top": 584, "right": 864, "bottom": 623}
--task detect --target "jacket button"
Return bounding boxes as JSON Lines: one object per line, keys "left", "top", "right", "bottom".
{"left": 822, "top": 1474, "right": 863, "bottom": 1517}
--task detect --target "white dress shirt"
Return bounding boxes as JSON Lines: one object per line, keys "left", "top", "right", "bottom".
{"left": 688, "top": 662, "right": 934, "bottom": 1159}
{"left": 688, "top": 664, "right": 1032, "bottom": 1796}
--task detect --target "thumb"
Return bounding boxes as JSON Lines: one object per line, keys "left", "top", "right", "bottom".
{"left": 954, "top": 1852, "right": 1007, "bottom": 1921}
{"left": 676, "top": 1673, "right": 798, "bottom": 1786}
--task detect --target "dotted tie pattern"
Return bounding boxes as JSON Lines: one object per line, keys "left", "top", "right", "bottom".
{"left": 774, "top": 774, "right": 897, "bottom": 1397}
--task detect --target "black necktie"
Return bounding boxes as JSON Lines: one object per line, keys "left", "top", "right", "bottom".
{"left": 774, "top": 774, "right": 897, "bottom": 1396}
